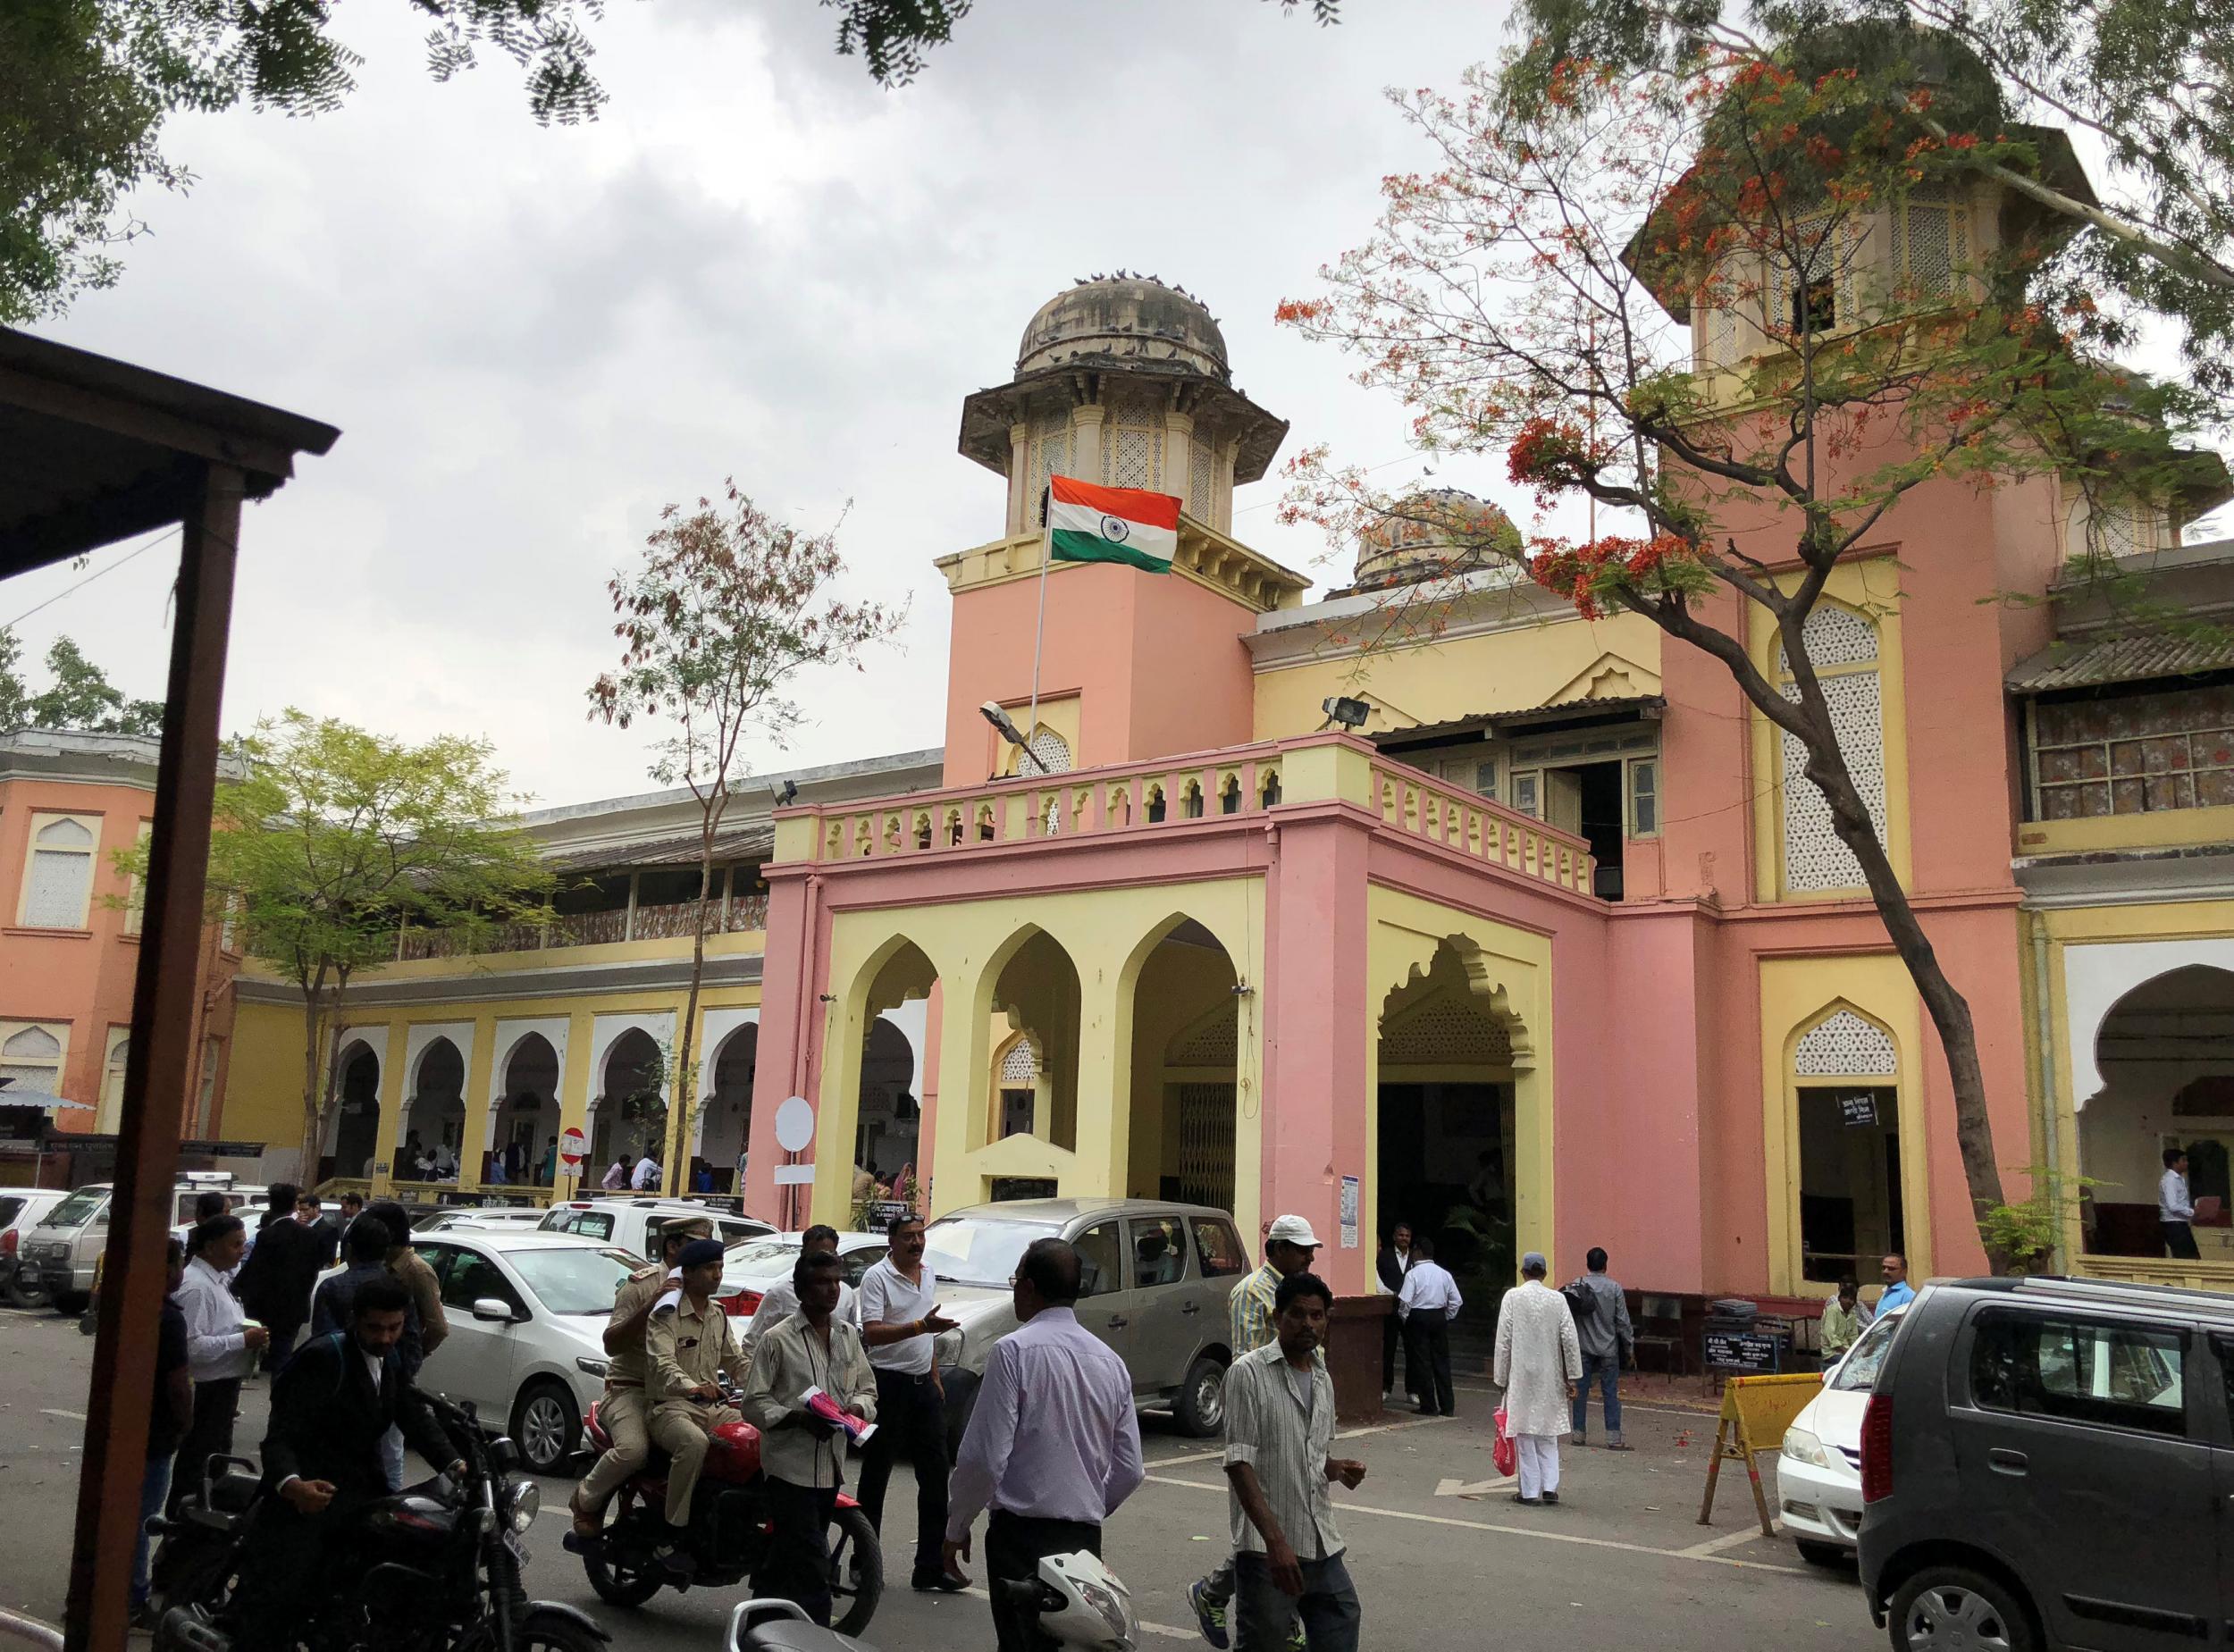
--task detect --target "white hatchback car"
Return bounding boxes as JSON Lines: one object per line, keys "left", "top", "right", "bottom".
{"left": 1777, "top": 1307, "right": 1904, "bottom": 1565}
{"left": 405, "top": 1229, "right": 642, "bottom": 1475}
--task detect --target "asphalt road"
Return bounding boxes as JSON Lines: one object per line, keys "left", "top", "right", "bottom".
{"left": 1, "top": 1304, "right": 1886, "bottom": 1651}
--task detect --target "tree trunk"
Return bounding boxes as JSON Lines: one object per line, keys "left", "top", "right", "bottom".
{"left": 665, "top": 845, "right": 715, "bottom": 1198}
{"left": 1789, "top": 692, "right": 2016, "bottom": 1272}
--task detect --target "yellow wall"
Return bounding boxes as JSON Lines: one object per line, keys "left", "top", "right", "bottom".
{"left": 1757, "top": 955, "right": 1932, "bottom": 1296}
{"left": 811, "top": 879, "right": 1267, "bottom": 1236}
{"left": 1363, "top": 885, "right": 1555, "bottom": 1277}
{"left": 1252, "top": 610, "right": 1663, "bottom": 742}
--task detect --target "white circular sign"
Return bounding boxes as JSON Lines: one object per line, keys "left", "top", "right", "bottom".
{"left": 558, "top": 1127, "right": 586, "bottom": 1168}
{"left": 773, "top": 1094, "right": 816, "bottom": 1153}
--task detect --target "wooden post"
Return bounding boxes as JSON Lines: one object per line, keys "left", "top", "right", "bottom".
{"left": 64, "top": 465, "right": 242, "bottom": 1651}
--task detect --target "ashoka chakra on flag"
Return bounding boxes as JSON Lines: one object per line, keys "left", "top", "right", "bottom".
{"left": 1047, "top": 475, "right": 1180, "bottom": 574}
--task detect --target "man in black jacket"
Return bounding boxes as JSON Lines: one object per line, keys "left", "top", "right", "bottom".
{"left": 232, "top": 1183, "right": 324, "bottom": 1372}
{"left": 231, "top": 1275, "right": 461, "bottom": 1648}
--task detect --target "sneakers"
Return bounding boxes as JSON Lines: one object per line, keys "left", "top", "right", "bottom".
{"left": 1187, "top": 1578, "right": 1230, "bottom": 1649}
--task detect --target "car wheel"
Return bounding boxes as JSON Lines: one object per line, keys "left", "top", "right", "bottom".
{"left": 827, "top": 1503, "right": 883, "bottom": 1637}
{"left": 511, "top": 1379, "right": 581, "bottom": 1476}
{"left": 1174, "top": 1354, "right": 1229, "bottom": 1438}
{"left": 1794, "top": 1539, "right": 1852, "bottom": 1570}
{"left": 1888, "top": 1565, "right": 2036, "bottom": 1652}
{"left": 4, "top": 1274, "right": 50, "bottom": 1312}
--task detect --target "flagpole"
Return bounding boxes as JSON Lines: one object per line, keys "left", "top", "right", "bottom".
{"left": 1026, "top": 479, "right": 1053, "bottom": 773}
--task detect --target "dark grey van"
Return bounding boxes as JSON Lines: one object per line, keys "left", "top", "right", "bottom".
{"left": 1858, "top": 1275, "right": 2234, "bottom": 1652}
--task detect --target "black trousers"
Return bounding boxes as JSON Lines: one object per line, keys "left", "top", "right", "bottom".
{"left": 857, "top": 1368, "right": 950, "bottom": 1578}
{"left": 167, "top": 1377, "right": 239, "bottom": 1514}
{"left": 2164, "top": 1220, "right": 2203, "bottom": 1260}
{"left": 753, "top": 1478, "right": 836, "bottom": 1627}
{"left": 987, "top": 1511, "right": 1101, "bottom": 1652}
{"left": 1404, "top": 1316, "right": 1455, "bottom": 1416}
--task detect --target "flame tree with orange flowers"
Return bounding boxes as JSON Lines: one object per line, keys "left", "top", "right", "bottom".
{"left": 1276, "top": 29, "right": 2219, "bottom": 1269}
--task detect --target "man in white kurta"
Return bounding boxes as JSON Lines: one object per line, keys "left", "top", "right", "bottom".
{"left": 1492, "top": 1252, "right": 1583, "bottom": 1505}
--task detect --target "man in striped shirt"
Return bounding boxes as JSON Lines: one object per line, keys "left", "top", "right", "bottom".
{"left": 1190, "top": 1214, "right": 1323, "bottom": 1648}
{"left": 1223, "top": 1271, "right": 1367, "bottom": 1650}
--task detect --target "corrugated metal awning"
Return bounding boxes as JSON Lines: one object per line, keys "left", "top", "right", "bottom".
{"left": 546, "top": 826, "right": 776, "bottom": 874}
{"left": 2007, "top": 631, "right": 2234, "bottom": 693}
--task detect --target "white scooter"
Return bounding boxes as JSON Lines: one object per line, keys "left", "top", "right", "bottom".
{"left": 724, "top": 1549, "right": 1138, "bottom": 1652}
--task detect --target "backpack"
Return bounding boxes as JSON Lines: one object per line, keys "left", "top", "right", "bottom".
{"left": 1560, "top": 1279, "right": 1600, "bottom": 1321}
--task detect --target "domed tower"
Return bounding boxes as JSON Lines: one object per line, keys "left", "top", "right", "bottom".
{"left": 958, "top": 274, "right": 1289, "bottom": 537}
{"left": 1350, "top": 489, "right": 1522, "bottom": 591}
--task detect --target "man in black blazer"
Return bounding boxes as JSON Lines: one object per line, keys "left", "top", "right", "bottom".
{"left": 232, "top": 1183, "right": 325, "bottom": 1371}
{"left": 231, "top": 1275, "right": 462, "bottom": 1646}
{"left": 1376, "top": 1222, "right": 1415, "bottom": 1401}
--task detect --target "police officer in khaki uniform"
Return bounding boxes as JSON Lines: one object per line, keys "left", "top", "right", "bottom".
{"left": 567, "top": 1216, "right": 716, "bottom": 1544}
{"left": 647, "top": 1237, "right": 753, "bottom": 1548}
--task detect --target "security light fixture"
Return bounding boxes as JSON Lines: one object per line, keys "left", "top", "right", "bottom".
{"left": 979, "top": 700, "right": 1051, "bottom": 774}
{"left": 1321, "top": 695, "right": 1371, "bottom": 731}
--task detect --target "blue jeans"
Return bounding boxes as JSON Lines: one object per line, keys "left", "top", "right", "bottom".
{"left": 1233, "top": 1550, "right": 1362, "bottom": 1651}
{"left": 133, "top": 1454, "right": 173, "bottom": 1606}
{"left": 1573, "top": 1352, "right": 1622, "bottom": 1439}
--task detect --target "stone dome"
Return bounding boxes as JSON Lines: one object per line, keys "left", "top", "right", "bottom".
{"left": 1353, "top": 489, "right": 1522, "bottom": 591}
{"left": 1016, "top": 274, "right": 1230, "bottom": 382}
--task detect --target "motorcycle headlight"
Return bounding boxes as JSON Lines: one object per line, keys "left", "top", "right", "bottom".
{"left": 575, "top": 1356, "right": 609, "bottom": 1379}
{"left": 508, "top": 1478, "right": 540, "bottom": 1533}
{"left": 1781, "top": 1426, "right": 1829, "bottom": 1468}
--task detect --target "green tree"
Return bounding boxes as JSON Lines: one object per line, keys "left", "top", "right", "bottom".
{"left": 1500, "top": 0, "right": 2234, "bottom": 396}
{"left": 203, "top": 711, "right": 552, "bottom": 1177}
{"left": 6, "top": 0, "right": 1343, "bottom": 325}
{"left": 1277, "top": 38, "right": 2213, "bottom": 1270}
{"left": 589, "top": 482, "right": 902, "bottom": 1198}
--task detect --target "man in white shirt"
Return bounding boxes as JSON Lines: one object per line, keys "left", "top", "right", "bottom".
{"left": 945, "top": 1236, "right": 1145, "bottom": 1652}
{"left": 1396, "top": 1237, "right": 1463, "bottom": 1416}
{"left": 2161, "top": 1146, "right": 2202, "bottom": 1259}
{"left": 857, "top": 1213, "right": 962, "bottom": 1590}
{"left": 632, "top": 1153, "right": 661, "bottom": 1192}
{"left": 743, "top": 1226, "right": 859, "bottom": 1352}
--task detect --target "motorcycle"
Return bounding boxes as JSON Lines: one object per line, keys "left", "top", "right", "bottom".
{"left": 573, "top": 1391, "right": 882, "bottom": 1636}
{"left": 149, "top": 1389, "right": 605, "bottom": 1652}
{"left": 720, "top": 1549, "right": 1138, "bottom": 1652}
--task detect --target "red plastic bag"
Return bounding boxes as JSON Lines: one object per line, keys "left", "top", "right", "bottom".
{"left": 1492, "top": 1405, "right": 1516, "bottom": 1478}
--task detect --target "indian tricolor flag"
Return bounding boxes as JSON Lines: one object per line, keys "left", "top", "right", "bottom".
{"left": 1046, "top": 475, "right": 1180, "bottom": 574}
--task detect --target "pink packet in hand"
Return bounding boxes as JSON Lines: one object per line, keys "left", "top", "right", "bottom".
{"left": 802, "top": 1385, "right": 877, "bottom": 1447}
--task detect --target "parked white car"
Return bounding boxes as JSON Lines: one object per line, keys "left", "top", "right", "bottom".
{"left": 416, "top": 1207, "right": 550, "bottom": 1234}
{"left": 713, "top": 1231, "right": 889, "bottom": 1321}
{"left": 404, "top": 1229, "right": 642, "bottom": 1475}
{"left": 537, "top": 1196, "right": 773, "bottom": 1256}
{"left": 1777, "top": 1307, "right": 1904, "bottom": 1566}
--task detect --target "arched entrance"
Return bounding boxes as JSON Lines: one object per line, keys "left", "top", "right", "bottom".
{"left": 1374, "top": 943, "right": 1518, "bottom": 1287}
{"left": 2082, "top": 965, "right": 2234, "bottom": 1258}
{"left": 1125, "top": 918, "right": 1239, "bottom": 1211}
{"left": 494, "top": 1032, "right": 560, "bottom": 1186}
{"left": 402, "top": 1037, "right": 466, "bottom": 1180}
{"left": 592, "top": 1027, "right": 667, "bottom": 1175}
{"left": 330, "top": 1043, "right": 382, "bottom": 1180}
{"left": 701, "top": 1025, "right": 758, "bottom": 1192}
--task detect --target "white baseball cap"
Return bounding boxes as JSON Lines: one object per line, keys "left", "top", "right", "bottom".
{"left": 1266, "top": 1214, "right": 1323, "bottom": 1250}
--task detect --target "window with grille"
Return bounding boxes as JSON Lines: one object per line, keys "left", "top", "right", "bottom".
{"left": 1776, "top": 604, "right": 1888, "bottom": 893}
{"left": 21, "top": 814, "right": 97, "bottom": 928}
{"left": 0, "top": 1023, "right": 65, "bottom": 1104}
{"left": 2031, "top": 681, "right": 2234, "bottom": 819}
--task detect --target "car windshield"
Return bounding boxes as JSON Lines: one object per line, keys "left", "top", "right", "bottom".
{"left": 922, "top": 1217, "right": 1061, "bottom": 1287}
{"left": 39, "top": 1188, "right": 107, "bottom": 1229}
{"left": 502, "top": 1245, "right": 639, "bottom": 1314}
{"left": 1829, "top": 1310, "right": 1903, "bottom": 1392}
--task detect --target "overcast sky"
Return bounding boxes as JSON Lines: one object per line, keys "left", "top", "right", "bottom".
{"left": 16, "top": 0, "right": 1541, "bottom": 809}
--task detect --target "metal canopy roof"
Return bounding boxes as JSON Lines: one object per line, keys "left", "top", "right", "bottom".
{"left": 2006, "top": 630, "right": 2234, "bottom": 693}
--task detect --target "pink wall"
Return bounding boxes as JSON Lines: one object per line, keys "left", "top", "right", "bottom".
{"left": 939, "top": 562, "right": 1258, "bottom": 786}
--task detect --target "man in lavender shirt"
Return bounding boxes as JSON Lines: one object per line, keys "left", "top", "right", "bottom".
{"left": 944, "top": 1237, "right": 1146, "bottom": 1652}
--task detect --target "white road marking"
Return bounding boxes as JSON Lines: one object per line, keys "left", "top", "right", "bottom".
{"left": 40, "top": 1408, "right": 87, "bottom": 1421}
{"left": 1139, "top": 1475, "right": 1793, "bottom": 1572}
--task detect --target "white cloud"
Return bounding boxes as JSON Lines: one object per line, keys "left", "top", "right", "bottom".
{"left": 17, "top": 0, "right": 1526, "bottom": 806}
